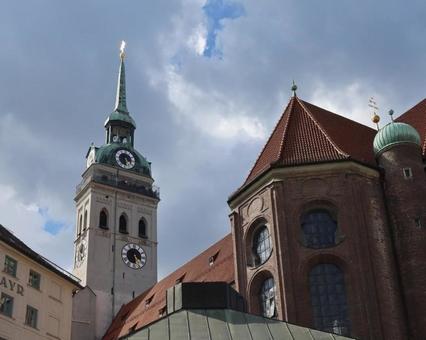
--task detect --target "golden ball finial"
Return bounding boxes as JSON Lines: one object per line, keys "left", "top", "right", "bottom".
{"left": 371, "top": 113, "right": 380, "bottom": 124}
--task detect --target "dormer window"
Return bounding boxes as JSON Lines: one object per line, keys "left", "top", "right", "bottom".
{"left": 145, "top": 295, "right": 154, "bottom": 308}
{"left": 175, "top": 274, "right": 185, "bottom": 284}
{"left": 159, "top": 306, "right": 166, "bottom": 317}
{"left": 209, "top": 251, "right": 219, "bottom": 267}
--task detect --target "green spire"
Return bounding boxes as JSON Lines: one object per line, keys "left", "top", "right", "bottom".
{"left": 114, "top": 41, "right": 128, "bottom": 114}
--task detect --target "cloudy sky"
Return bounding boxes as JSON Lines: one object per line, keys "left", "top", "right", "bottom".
{"left": 0, "top": 0, "right": 425, "bottom": 278}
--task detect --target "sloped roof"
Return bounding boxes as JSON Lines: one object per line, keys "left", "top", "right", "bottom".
{"left": 0, "top": 224, "right": 81, "bottom": 287}
{"left": 244, "top": 96, "right": 377, "bottom": 185}
{"left": 103, "top": 234, "right": 234, "bottom": 340}
{"left": 396, "top": 98, "right": 426, "bottom": 155}
{"left": 123, "top": 308, "right": 354, "bottom": 340}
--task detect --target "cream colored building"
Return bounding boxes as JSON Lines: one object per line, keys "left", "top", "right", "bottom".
{"left": 0, "top": 224, "right": 81, "bottom": 340}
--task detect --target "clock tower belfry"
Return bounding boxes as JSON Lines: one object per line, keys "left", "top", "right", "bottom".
{"left": 72, "top": 42, "right": 159, "bottom": 339}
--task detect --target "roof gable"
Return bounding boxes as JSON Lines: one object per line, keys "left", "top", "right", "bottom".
{"left": 396, "top": 98, "right": 426, "bottom": 155}
{"left": 244, "top": 97, "right": 377, "bottom": 185}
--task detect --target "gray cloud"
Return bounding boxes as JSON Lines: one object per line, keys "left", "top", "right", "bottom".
{"left": 0, "top": 0, "right": 425, "bottom": 277}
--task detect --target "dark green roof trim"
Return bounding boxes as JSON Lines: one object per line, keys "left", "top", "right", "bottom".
{"left": 122, "top": 309, "right": 355, "bottom": 340}
{"left": 104, "top": 111, "right": 136, "bottom": 129}
{"left": 0, "top": 224, "right": 82, "bottom": 288}
{"left": 95, "top": 143, "right": 151, "bottom": 176}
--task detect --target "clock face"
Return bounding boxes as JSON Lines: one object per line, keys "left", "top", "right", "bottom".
{"left": 121, "top": 243, "right": 147, "bottom": 270}
{"left": 115, "top": 150, "right": 136, "bottom": 169}
{"left": 75, "top": 239, "right": 87, "bottom": 267}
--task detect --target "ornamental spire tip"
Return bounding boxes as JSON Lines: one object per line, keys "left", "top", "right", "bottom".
{"left": 120, "top": 40, "right": 126, "bottom": 59}
{"left": 291, "top": 80, "right": 297, "bottom": 97}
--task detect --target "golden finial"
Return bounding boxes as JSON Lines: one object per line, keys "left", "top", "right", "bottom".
{"left": 119, "top": 40, "right": 126, "bottom": 59}
{"left": 369, "top": 97, "right": 380, "bottom": 129}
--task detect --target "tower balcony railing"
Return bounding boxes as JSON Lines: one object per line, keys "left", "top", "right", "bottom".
{"left": 76, "top": 174, "right": 160, "bottom": 200}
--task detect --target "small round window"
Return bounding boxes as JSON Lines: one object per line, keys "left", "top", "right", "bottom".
{"left": 253, "top": 226, "right": 272, "bottom": 265}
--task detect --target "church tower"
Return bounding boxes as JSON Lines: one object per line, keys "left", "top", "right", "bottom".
{"left": 72, "top": 43, "right": 159, "bottom": 339}
{"left": 373, "top": 113, "right": 426, "bottom": 340}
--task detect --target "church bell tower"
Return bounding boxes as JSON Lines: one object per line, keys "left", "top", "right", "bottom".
{"left": 72, "top": 42, "right": 159, "bottom": 339}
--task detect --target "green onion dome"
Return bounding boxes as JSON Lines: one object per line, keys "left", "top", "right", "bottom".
{"left": 373, "top": 121, "right": 421, "bottom": 156}
{"left": 95, "top": 142, "right": 151, "bottom": 176}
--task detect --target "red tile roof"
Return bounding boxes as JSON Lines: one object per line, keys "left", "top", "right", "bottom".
{"left": 244, "top": 96, "right": 378, "bottom": 185}
{"left": 103, "top": 234, "right": 234, "bottom": 340}
{"left": 396, "top": 98, "right": 426, "bottom": 155}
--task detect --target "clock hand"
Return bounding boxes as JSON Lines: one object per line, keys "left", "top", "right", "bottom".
{"left": 133, "top": 254, "right": 142, "bottom": 266}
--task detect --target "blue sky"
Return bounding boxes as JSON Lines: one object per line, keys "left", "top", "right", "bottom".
{"left": 202, "top": 0, "right": 245, "bottom": 57}
{"left": 0, "top": 0, "right": 425, "bottom": 278}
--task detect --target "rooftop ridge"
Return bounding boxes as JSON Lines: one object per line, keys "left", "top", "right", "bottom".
{"left": 276, "top": 95, "right": 296, "bottom": 161}
{"left": 300, "top": 100, "right": 376, "bottom": 132}
{"left": 244, "top": 96, "right": 295, "bottom": 185}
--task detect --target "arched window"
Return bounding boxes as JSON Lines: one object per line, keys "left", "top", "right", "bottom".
{"left": 99, "top": 210, "right": 108, "bottom": 229}
{"left": 253, "top": 226, "right": 272, "bottom": 265}
{"left": 119, "top": 214, "right": 128, "bottom": 234}
{"left": 302, "top": 210, "right": 337, "bottom": 249}
{"left": 309, "top": 264, "right": 350, "bottom": 336}
{"left": 78, "top": 215, "right": 83, "bottom": 235}
{"left": 138, "top": 218, "right": 147, "bottom": 238}
{"left": 260, "top": 277, "right": 276, "bottom": 318}
{"left": 83, "top": 210, "right": 88, "bottom": 231}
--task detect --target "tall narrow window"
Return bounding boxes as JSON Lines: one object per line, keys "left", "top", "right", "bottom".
{"left": 4, "top": 256, "right": 17, "bottom": 277}
{"left": 309, "top": 264, "right": 350, "bottom": 336}
{"left": 78, "top": 215, "right": 83, "bottom": 235}
{"left": 138, "top": 218, "right": 147, "bottom": 238}
{"left": 260, "top": 277, "right": 276, "bottom": 318}
{"left": 25, "top": 305, "right": 38, "bottom": 328}
{"left": 29, "top": 270, "right": 41, "bottom": 290}
{"left": 119, "top": 214, "right": 128, "bottom": 234}
{"left": 302, "top": 210, "right": 337, "bottom": 249}
{"left": 83, "top": 210, "right": 88, "bottom": 230}
{"left": 99, "top": 210, "right": 108, "bottom": 229}
{"left": 253, "top": 226, "right": 272, "bottom": 265}
{"left": 0, "top": 293, "right": 13, "bottom": 317}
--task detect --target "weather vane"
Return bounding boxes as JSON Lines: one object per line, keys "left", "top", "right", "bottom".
{"left": 369, "top": 96, "right": 380, "bottom": 129}
{"left": 120, "top": 40, "right": 126, "bottom": 59}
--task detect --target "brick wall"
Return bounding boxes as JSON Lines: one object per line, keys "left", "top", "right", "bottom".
{"left": 229, "top": 162, "right": 408, "bottom": 340}
{"left": 378, "top": 143, "right": 426, "bottom": 340}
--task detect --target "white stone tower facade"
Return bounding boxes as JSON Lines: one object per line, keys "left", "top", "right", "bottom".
{"left": 72, "top": 44, "right": 159, "bottom": 339}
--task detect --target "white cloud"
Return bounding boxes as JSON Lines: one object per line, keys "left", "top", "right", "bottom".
{"left": 309, "top": 81, "right": 389, "bottom": 127}
{"left": 165, "top": 67, "right": 266, "bottom": 140}
{"left": 187, "top": 23, "right": 207, "bottom": 55}
{"left": 0, "top": 183, "right": 74, "bottom": 271}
